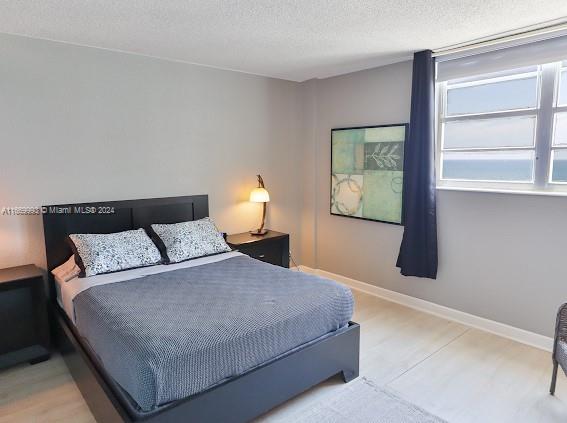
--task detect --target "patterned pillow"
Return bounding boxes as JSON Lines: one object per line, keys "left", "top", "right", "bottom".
{"left": 151, "top": 218, "right": 231, "bottom": 263}
{"left": 68, "top": 229, "right": 162, "bottom": 277}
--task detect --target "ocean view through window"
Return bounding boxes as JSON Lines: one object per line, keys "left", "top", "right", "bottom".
{"left": 437, "top": 56, "right": 567, "bottom": 193}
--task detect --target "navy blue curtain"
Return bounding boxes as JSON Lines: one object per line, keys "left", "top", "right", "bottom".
{"left": 396, "top": 50, "right": 438, "bottom": 279}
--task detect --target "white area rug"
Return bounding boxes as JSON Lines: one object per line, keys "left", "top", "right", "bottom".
{"left": 293, "top": 377, "right": 446, "bottom": 423}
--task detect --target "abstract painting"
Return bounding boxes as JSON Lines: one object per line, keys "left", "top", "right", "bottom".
{"left": 331, "top": 124, "right": 408, "bottom": 224}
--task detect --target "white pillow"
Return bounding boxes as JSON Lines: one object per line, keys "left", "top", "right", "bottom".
{"left": 51, "top": 255, "right": 81, "bottom": 283}
{"left": 68, "top": 229, "right": 162, "bottom": 277}
{"left": 151, "top": 218, "right": 231, "bottom": 263}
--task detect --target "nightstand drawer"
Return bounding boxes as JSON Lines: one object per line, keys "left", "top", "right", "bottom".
{"left": 226, "top": 230, "right": 290, "bottom": 268}
{"left": 238, "top": 242, "right": 283, "bottom": 266}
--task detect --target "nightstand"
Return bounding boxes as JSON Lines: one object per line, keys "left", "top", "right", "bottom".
{"left": 226, "top": 230, "right": 290, "bottom": 268}
{"left": 0, "top": 265, "right": 50, "bottom": 369}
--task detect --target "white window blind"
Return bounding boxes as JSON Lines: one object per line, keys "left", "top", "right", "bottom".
{"left": 437, "top": 36, "right": 567, "bottom": 81}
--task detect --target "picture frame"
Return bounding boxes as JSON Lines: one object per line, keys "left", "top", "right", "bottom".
{"left": 331, "top": 123, "right": 408, "bottom": 225}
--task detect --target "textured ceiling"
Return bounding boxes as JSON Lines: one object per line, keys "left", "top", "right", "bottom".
{"left": 1, "top": 1, "right": 566, "bottom": 81}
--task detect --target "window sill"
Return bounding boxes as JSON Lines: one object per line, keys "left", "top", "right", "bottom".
{"left": 436, "top": 185, "right": 567, "bottom": 198}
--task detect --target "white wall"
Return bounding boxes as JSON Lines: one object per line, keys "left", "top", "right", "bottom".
{"left": 303, "top": 61, "right": 567, "bottom": 337}
{"left": 0, "top": 33, "right": 304, "bottom": 269}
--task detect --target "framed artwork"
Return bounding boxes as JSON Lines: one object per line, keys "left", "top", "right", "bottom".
{"left": 331, "top": 123, "right": 408, "bottom": 225}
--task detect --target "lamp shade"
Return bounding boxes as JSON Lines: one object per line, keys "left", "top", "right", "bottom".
{"left": 249, "top": 187, "right": 270, "bottom": 203}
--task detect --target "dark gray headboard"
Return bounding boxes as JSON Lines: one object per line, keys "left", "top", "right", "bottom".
{"left": 42, "top": 195, "right": 208, "bottom": 295}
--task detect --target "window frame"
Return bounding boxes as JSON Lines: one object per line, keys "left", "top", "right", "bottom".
{"left": 550, "top": 63, "right": 567, "bottom": 184}
{"left": 436, "top": 61, "right": 567, "bottom": 194}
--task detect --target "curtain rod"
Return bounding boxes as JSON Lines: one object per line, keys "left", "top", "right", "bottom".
{"left": 432, "top": 19, "right": 567, "bottom": 58}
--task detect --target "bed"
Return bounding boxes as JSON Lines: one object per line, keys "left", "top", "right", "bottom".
{"left": 43, "top": 195, "right": 360, "bottom": 423}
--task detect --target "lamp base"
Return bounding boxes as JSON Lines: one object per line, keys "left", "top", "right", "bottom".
{"left": 249, "top": 229, "right": 268, "bottom": 236}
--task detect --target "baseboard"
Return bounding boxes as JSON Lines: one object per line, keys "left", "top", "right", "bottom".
{"left": 298, "top": 265, "right": 553, "bottom": 352}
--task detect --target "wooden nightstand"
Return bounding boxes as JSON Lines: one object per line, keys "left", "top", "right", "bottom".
{"left": 0, "top": 265, "right": 50, "bottom": 369}
{"left": 226, "top": 230, "right": 290, "bottom": 268}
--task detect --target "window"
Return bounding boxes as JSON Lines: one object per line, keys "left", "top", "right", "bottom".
{"left": 437, "top": 59, "right": 567, "bottom": 193}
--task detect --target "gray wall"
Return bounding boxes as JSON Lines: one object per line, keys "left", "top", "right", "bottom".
{"left": 2, "top": 33, "right": 564, "bottom": 338}
{"left": 0, "top": 33, "right": 304, "bottom": 269}
{"left": 302, "top": 61, "right": 567, "bottom": 337}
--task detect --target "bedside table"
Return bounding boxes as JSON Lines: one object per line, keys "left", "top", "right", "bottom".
{"left": 0, "top": 265, "right": 50, "bottom": 369}
{"left": 226, "top": 230, "right": 290, "bottom": 268}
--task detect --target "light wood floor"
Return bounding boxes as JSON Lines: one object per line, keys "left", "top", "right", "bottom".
{"left": 1, "top": 289, "right": 566, "bottom": 422}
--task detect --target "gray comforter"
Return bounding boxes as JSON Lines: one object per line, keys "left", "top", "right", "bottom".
{"left": 73, "top": 256, "right": 354, "bottom": 411}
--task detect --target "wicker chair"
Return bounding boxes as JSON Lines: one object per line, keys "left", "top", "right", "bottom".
{"left": 551, "top": 303, "right": 567, "bottom": 395}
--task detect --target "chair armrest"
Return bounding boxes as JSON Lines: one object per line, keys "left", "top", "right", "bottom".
{"left": 553, "top": 303, "right": 567, "bottom": 359}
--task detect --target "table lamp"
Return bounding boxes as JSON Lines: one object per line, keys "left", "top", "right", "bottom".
{"left": 249, "top": 174, "right": 270, "bottom": 235}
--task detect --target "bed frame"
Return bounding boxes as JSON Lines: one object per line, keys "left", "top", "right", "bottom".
{"left": 43, "top": 195, "right": 360, "bottom": 423}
